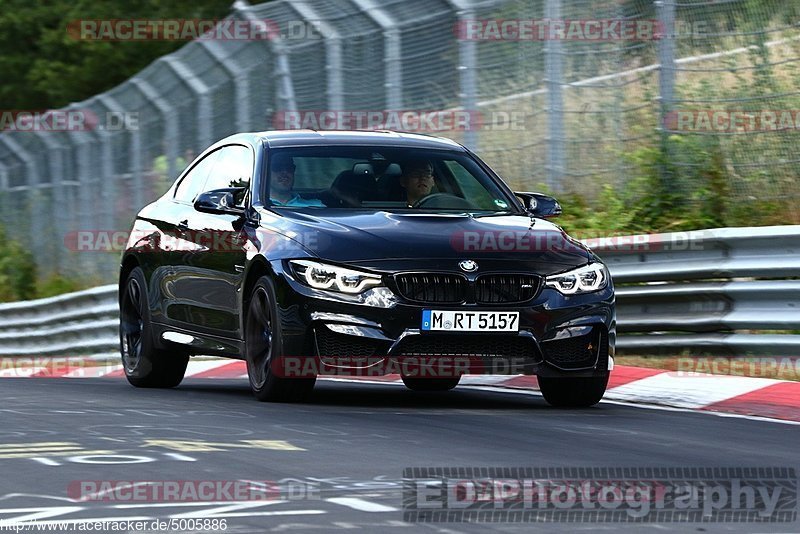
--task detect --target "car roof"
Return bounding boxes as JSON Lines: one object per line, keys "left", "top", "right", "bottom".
{"left": 223, "top": 130, "right": 466, "bottom": 150}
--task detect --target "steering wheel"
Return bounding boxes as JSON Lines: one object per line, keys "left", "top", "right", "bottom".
{"left": 411, "top": 193, "right": 476, "bottom": 209}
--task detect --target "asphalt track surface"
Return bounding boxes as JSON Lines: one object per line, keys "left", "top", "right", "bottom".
{"left": 0, "top": 376, "right": 797, "bottom": 533}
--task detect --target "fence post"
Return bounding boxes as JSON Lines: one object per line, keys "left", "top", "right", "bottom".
{"left": 199, "top": 40, "right": 251, "bottom": 132}
{"left": 352, "top": 0, "right": 403, "bottom": 111}
{"left": 130, "top": 118, "right": 144, "bottom": 212}
{"left": 289, "top": 2, "right": 343, "bottom": 111}
{"left": 30, "top": 130, "right": 66, "bottom": 275}
{"left": 544, "top": 0, "right": 565, "bottom": 193}
{"left": 656, "top": 0, "right": 676, "bottom": 123}
{"left": 656, "top": 0, "right": 676, "bottom": 192}
{"left": 61, "top": 121, "right": 97, "bottom": 278}
{"left": 446, "top": 0, "right": 478, "bottom": 151}
{"left": 129, "top": 78, "right": 179, "bottom": 186}
{"left": 0, "top": 136, "right": 44, "bottom": 266}
{"left": 233, "top": 0, "right": 297, "bottom": 115}
{"left": 161, "top": 56, "right": 213, "bottom": 151}
{"left": 0, "top": 160, "right": 8, "bottom": 229}
{"left": 93, "top": 95, "right": 122, "bottom": 240}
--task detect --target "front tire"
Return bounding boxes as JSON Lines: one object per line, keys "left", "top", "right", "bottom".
{"left": 245, "top": 276, "right": 316, "bottom": 402}
{"left": 119, "top": 267, "right": 189, "bottom": 388}
{"left": 537, "top": 374, "right": 609, "bottom": 407}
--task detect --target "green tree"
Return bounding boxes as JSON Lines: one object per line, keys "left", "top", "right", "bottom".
{"left": 0, "top": 0, "right": 234, "bottom": 110}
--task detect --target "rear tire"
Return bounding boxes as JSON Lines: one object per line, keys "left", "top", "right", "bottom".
{"left": 119, "top": 267, "right": 189, "bottom": 388}
{"left": 401, "top": 375, "right": 460, "bottom": 392}
{"left": 245, "top": 276, "right": 316, "bottom": 402}
{"left": 537, "top": 374, "right": 609, "bottom": 407}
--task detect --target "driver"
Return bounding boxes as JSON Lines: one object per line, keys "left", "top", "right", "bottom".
{"left": 399, "top": 159, "right": 435, "bottom": 207}
{"left": 269, "top": 153, "right": 324, "bottom": 207}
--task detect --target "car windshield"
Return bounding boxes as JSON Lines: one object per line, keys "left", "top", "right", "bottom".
{"left": 264, "top": 146, "right": 518, "bottom": 213}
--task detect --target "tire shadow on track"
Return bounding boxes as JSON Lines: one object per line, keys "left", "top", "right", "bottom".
{"left": 174, "top": 379, "right": 608, "bottom": 412}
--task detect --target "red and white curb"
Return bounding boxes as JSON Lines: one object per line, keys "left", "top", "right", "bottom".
{"left": 2, "top": 358, "right": 799, "bottom": 423}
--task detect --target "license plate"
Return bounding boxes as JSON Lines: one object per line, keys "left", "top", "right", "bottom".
{"left": 421, "top": 310, "right": 519, "bottom": 332}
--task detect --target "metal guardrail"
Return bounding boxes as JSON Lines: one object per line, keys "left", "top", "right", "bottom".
{"left": 0, "top": 225, "right": 797, "bottom": 358}
{"left": 0, "top": 285, "right": 117, "bottom": 357}
{"left": 590, "top": 225, "right": 800, "bottom": 355}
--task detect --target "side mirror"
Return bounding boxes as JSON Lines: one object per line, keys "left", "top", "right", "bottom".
{"left": 515, "top": 191, "right": 562, "bottom": 218}
{"left": 194, "top": 188, "right": 247, "bottom": 215}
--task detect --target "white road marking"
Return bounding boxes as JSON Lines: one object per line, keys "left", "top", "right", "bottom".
{"left": 65, "top": 365, "right": 122, "bottom": 378}
{"left": 183, "top": 360, "right": 241, "bottom": 378}
{"left": 0, "top": 506, "right": 83, "bottom": 525}
{"left": 325, "top": 497, "right": 398, "bottom": 512}
{"left": 114, "top": 500, "right": 286, "bottom": 509}
{"left": 169, "top": 500, "right": 284, "bottom": 518}
{"left": 460, "top": 384, "right": 800, "bottom": 426}
{"left": 604, "top": 373, "right": 779, "bottom": 408}
{"left": 202, "top": 510, "right": 326, "bottom": 518}
{"left": 162, "top": 452, "right": 196, "bottom": 462}
{"left": 29, "top": 457, "right": 61, "bottom": 466}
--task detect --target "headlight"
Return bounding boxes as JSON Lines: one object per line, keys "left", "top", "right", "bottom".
{"left": 545, "top": 263, "right": 609, "bottom": 295}
{"left": 289, "top": 260, "right": 383, "bottom": 294}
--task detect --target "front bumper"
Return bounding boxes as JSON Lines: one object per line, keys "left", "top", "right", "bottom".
{"left": 271, "top": 262, "right": 615, "bottom": 379}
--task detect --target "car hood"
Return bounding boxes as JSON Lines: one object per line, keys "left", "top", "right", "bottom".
{"left": 259, "top": 209, "right": 591, "bottom": 274}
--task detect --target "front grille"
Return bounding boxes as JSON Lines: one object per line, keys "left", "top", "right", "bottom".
{"left": 314, "top": 328, "right": 387, "bottom": 358}
{"left": 475, "top": 274, "right": 541, "bottom": 304}
{"left": 393, "top": 335, "right": 538, "bottom": 360}
{"left": 394, "top": 273, "right": 467, "bottom": 304}
{"left": 394, "top": 272, "right": 541, "bottom": 305}
{"left": 541, "top": 330, "right": 603, "bottom": 370}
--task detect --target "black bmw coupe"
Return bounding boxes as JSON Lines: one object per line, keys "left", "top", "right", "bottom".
{"left": 119, "top": 130, "right": 615, "bottom": 407}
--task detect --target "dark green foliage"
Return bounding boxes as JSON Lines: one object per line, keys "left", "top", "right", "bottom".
{"left": 0, "top": 0, "right": 233, "bottom": 110}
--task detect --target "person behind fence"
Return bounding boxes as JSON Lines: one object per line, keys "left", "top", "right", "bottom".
{"left": 269, "top": 154, "right": 324, "bottom": 207}
{"left": 150, "top": 148, "right": 193, "bottom": 197}
{"left": 400, "top": 158, "right": 435, "bottom": 206}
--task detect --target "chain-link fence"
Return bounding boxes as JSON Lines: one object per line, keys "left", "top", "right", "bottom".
{"left": 0, "top": 0, "right": 798, "bottom": 283}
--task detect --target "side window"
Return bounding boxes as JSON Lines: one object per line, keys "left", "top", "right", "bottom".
{"left": 174, "top": 151, "right": 220, "bottom": 203}
{"left": 202, "top": 145, "right": 253, "bottom": 206}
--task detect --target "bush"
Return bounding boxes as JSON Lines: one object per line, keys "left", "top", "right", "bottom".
{"left": 0, "top": 225, "right": 36, "bottom": 302}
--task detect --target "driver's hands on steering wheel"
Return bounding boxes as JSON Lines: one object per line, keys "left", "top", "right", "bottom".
{"left": 411, "top": 192, "right": 477, "bottom": 210}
